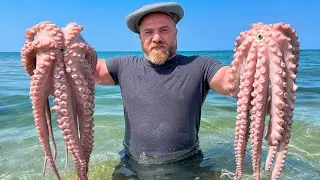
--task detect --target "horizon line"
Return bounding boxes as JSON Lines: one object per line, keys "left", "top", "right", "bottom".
{"left": 0, "top": 48, "right": 319, "bottom": 53}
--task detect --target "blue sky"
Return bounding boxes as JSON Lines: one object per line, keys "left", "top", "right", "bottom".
{"left": 1, "top": 0, "right": 319, "bottom": 52}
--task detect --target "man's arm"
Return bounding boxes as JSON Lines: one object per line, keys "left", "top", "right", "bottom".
{"left": 94, "top": 59, "right": 116, "bottom": 85}
{"left": 209, "top": 66, "right": 231, "bottom": 95}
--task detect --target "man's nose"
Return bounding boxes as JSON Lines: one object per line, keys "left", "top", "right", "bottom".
{"left": 152, "top": 33, "right": 162, "bottom": 42}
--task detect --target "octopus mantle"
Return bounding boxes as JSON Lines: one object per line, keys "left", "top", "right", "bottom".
{"left": 228, "top": 22, "right": 299, "bottom": 180}
{"left": 21, "top": 21, "right": 97, "bottom": 180}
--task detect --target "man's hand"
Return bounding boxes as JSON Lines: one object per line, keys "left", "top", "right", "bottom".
{"left": 209, "top": 66, "right": 231, "bottom": 95}
{"left": 94, "top": 59, "right": 116, "bottom": 85}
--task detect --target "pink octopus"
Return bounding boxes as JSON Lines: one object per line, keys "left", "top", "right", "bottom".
{"left": 228, "top": 22, "right": 300, "bottom": 180}
{"left": 21, "top": 21, "right": 97, "bottom": 180}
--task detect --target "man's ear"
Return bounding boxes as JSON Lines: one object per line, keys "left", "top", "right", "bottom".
{"left": 173, "top": 26, "right": 178, "bottom": 36}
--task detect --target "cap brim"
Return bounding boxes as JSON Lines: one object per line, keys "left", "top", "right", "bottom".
{"left": 126, "top": 2, "right": 184, "bottom": 34}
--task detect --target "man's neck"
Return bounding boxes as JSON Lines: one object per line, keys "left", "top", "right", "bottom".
{"left": 168, "top": 53, "right": 177, "bottom": 60}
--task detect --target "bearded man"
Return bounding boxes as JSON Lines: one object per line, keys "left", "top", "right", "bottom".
{"left": 94, "top": 2, "right": 232, "bottom": 179}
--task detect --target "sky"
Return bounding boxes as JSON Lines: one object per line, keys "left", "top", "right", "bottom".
{"left": 1, "top": 0, "right": 319, "bottom": 52}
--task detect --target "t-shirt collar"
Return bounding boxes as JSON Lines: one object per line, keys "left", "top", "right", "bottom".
{"left": 144, "top": 53, "right": 179, "bottom": 67}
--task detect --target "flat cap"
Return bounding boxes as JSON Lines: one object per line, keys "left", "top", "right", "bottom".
{"left": 126, "top": 2, "right": 184, "bottom": 34}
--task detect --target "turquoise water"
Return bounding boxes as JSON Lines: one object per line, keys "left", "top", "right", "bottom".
{"left": 0, "top": 50, "right": 319, "bottom": 179}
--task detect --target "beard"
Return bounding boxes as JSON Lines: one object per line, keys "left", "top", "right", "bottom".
{"left": 143, "top": 41, "right": 177, "bottom": 65}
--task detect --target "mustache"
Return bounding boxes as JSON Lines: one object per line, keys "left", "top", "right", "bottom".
{"left": 149, "top": 43, "right": 167, "bottom": 50}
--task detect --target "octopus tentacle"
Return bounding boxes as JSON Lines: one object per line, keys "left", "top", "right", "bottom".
{"left": 229, "top": 38, "right": 253, "bottom": 173}
{"left": 263, "top": 87, "right": 276, "bottom": 171}
{"left": 51, "top": 48, "right": 88, "bottom": 180}
{"left": 43, "top": 99, "right": 58, "bottom": 178}
{"left": 21, "top": 21, "right": 63, "bottom": 179}
{"left": 62, "top": 22, "right": 96, "bottom": 175}
{"left": 46, "top": 99, "right": 58, "bottom": 162}
{"left": 64, "top": 142, "right": 69, "bottom": 173}
{"left": 264, "top": 38, "right": 286, "bottom": 146}
{"left": 272, "top": 23, "right": 300, "bottom": 65}
{"left": 264, "top": 24, "right": 299, "bottom": 174}
{"left": 268, "top": 28, "right": 299, "bottom": 180}
{"left": 264, "top": 46, "right": 285, "bottom": 172}
{"left": 264, "top": 145, "right": 277, "bottom": 172}
{"left": 231, "top": 37, "right": 257, "bottom": 179}
{"left": 250, "top": 38, "right": 270, "bottom": 180}
{"left": 228, "top": 37, "right": 251, "bottom": 98}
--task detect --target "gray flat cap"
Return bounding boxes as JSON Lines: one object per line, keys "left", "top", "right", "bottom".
{"left": 126, "top": 2, "right": 184, "bottom": 34}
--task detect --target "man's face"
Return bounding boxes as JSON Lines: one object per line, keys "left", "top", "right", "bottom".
{"left": 139, "top": 12, "right": 178, "bottom": 65}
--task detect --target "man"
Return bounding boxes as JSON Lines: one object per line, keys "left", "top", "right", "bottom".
{"left": 94, "top": 2, "right": 231, "bottom": 179}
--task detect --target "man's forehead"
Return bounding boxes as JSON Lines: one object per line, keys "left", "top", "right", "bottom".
{"left": 140, "top": 12, "right": 175, "bottom": 28}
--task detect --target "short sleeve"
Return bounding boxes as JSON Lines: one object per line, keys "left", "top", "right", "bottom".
{"left": 105, "top": 57, "right": 121, "bottom": 85}
{"left": 202, "top": 56, "right": 224, "bottom": 87}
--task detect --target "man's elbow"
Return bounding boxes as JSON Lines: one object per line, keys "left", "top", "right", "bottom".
{"left": 94, "top": 59, "right": 116, "bottom": 85}
{"left": 210, "top": 66, "right": 231, "bottom": 96}
{"left": 94, "top": 71, "right": 103, "bottom": 85}
{"left": 93, "top": 59, "right": 104, "bottom": 85}
{"left": 221, "top": 66, "right": 232, "bottom": 95}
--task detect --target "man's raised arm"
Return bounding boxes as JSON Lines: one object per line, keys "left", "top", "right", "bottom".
{"left": 209, "top": 66, "right": 232, "bottom": 96}
{"left": 94, "top": 59, "right": 116, "bottom": 85}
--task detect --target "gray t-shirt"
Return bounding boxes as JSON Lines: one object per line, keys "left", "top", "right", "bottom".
{"left": 106, "top": 54, "right": 224, "bottom": 163}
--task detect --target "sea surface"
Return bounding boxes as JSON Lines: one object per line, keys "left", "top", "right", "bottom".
{"left": 0, "top": 50, "right": 319, "bottom": 180}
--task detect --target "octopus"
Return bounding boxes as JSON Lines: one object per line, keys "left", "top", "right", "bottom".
{"left": 20, "top": 21, "right": 97, "bottom": 180}
{"left": 227, "top": 22, "right": 300, "bottom": 180}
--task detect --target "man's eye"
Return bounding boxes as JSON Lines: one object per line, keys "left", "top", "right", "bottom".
{"left": 145, "top": 31, "right": 152, "bottom": 35}
{"left": 161, "top": 29, "right": 168, "bottom": 32}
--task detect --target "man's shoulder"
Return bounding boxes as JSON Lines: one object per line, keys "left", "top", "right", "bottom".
{"left": 176, "top": 54, "right": 224, "bottom": 77}
{"left": 106, "top": 55, "right": 145, "bottom": 66}
{"left": 176, "top": 54, "right": 219, "bottom": 65}
{"left": 178, "top": 53, "right": 217, "bottom": 60}
{"left": 110, "top": 55, "right": 144, "bottom": 62}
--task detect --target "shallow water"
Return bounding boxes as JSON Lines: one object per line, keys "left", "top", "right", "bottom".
{"left": 0, "top": 50, "right": 319, "bottom": 179}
